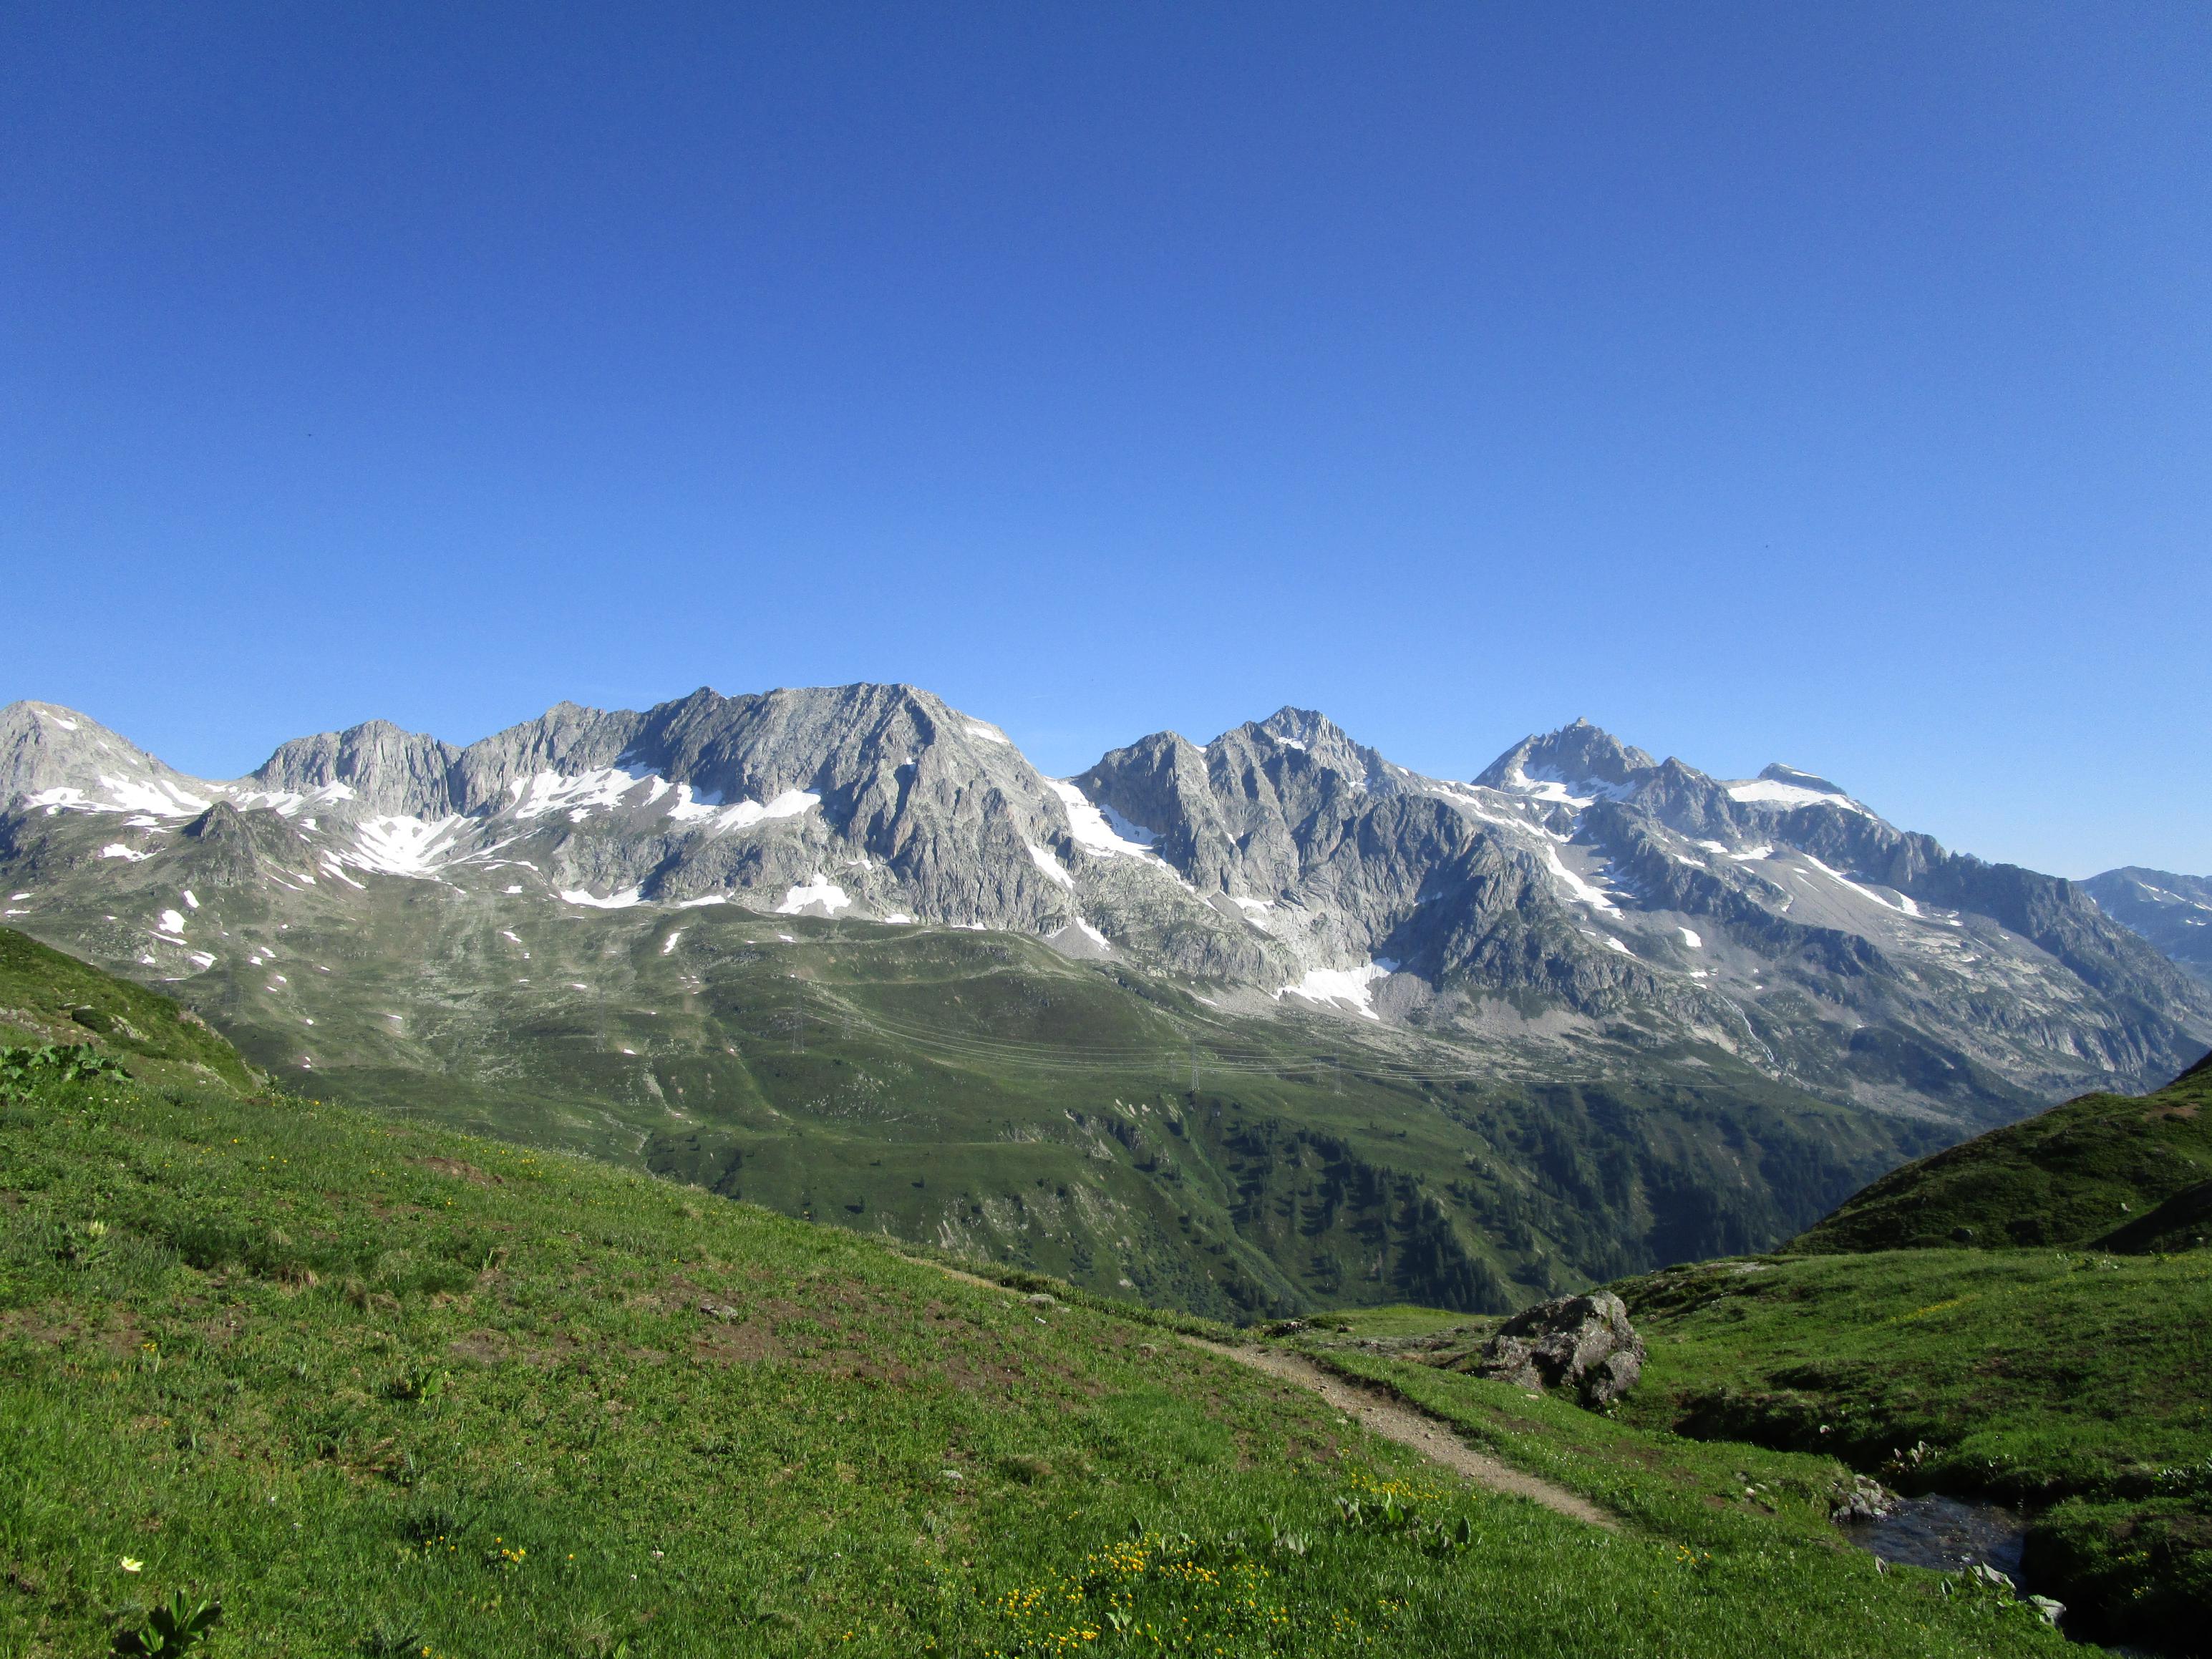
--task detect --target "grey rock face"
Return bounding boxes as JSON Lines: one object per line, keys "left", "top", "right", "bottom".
{"left": 238, "top": 684, "right": 1101, "bottom": 930}
{"left": 6, "top": 689, "right": 2211, "bottom": 1127}
{"left": 1475, "top": 717, "right": 1656, "bottom": 793}
{"left": 2083, "top": 867, "right": 2212, "bottom": 986}
{"left": 0, "top": 702, "right": 216, "bottom": 817}
{"left": 252, "top": 719, "right": 466, "bottom": 818}
{"left": 1072, "top": 709, "right": 1699, "bottom": 1016}
{"left": 1466, "top": 1290, "right": 1645, "bottom": 1406}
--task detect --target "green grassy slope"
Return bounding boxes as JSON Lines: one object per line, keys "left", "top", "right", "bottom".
{"left": 0, "top": 1069, "right": 2072, "bottom": 1653}
{"left": 2099, "top": 1176, "right": 2212, "bottom": 1252}
{"left": 11, "top": 879, "right": 1938, "bottom": 1320}
{"left": 1790, "top": 1052, "right": 2212, "bottom": 1253}
{"left": 0, "top": 926, "right": 256, "bottom": 1094}
{"left": 1609, "top": 1248, "right": 2212, "bottom": 1650}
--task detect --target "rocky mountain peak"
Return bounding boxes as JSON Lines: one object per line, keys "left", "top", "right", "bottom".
{"left": 1256, "top": 706, "right": 1339, "bottom": 749}
{"left": 1757, "top": 763, "right": 1849, "bottom": 797}
{"left": 252, "top": 718, "right": 464, "bottom": 818}
{"left": 1222, "top": 706, "right": 1400, "bottom": 791}
{"left": 0, "top": 701, "right": 215, "bottom": 816}
{"left": 1475, "top": 719, "right": 1657, "bottom": 795}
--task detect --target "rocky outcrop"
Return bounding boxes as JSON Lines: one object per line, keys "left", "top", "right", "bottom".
{"left": 1830, "top": 1473, "right": 1895, "bottom": 1523}
{"left": 251, "top": 719, "right": 467, "bottom": 817}
{"left": 1461, "top": 1291, "right": 1645, "bottom": 1407}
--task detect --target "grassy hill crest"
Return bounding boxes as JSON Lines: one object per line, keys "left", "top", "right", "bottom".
{"left": 1788, "top": 1050, "right": 2212, "bottom": 1254}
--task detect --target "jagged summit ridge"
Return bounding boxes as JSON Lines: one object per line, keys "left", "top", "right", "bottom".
{"left": 4, "top": 688, "right": 2209, "bottom": 1117}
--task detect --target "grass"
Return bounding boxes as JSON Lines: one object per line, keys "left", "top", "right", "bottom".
{"left": 1298, "top": 1305, "right": 1490, "bottom": 1341}
{"left": 1791, "top": 1054, "right": 2212, "bottom": 1253}
{"left": 1, "top": 1064, "right": 2076, "bottom": 1658}
{"left": 6, "top": 795, "right": 1948, "bottom": 1316}
{"left": 0, "top": 928, "right": 255, "bottom": 1096}
{"left": 1608, "top": 1246, "right": 2212, "bottom": 1649}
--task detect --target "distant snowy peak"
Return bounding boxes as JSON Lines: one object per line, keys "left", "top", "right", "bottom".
{"left": 1231, "top": 706, "right": 1406, "bottom": 797}
{"left": 1255, "top": 706, "right": 1337, "bottom": 752}
{"left": 0, "top": 701, "right": 217, "bottom": 819}
{"left": 2085, "top": 867, "right": 2212, "bottom": 983}
{"left": 1759, "top": 763, "right": 1848, "bottom": 796}
{"left": 1475, "top": 719, "right": 1658, "bottom": 803}
{"left": 1724, "top": 762, "right": 1874, "bottom": 817}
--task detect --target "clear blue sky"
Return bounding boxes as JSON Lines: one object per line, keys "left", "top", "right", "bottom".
{"left": 5, "top": 3, "right": 2207, "bottom": 877}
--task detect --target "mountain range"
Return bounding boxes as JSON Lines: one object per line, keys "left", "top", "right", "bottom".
{"left": 3, "top": 685, "right": 2206, "bottom": 1314}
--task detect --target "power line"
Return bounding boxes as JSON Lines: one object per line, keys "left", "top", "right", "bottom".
{"left": 771, "top": 993, "right": 1503, "bottom": 1091}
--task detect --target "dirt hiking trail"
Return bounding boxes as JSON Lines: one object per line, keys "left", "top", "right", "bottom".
{"left": 1187, "top": 1338, "right": 1618, "bottom": 1529}
{"left": 899, "top": 1257, "right": 1615, "bottom": 1529}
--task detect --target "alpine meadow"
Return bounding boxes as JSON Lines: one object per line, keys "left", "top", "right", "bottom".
{"left": 9, "top": 6, "right": 2211, "bottom": 1656}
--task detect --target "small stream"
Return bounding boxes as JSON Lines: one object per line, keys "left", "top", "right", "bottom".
{"left": 1840, "top": 1491, "right": 2027, "bottom": 1580}
{"left": 1839, "top": 1495, "right": 2183, "bottom": 1655}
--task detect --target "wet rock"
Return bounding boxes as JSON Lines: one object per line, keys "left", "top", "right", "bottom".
{"left": 1831, "top": 1473, "right": 1895, "bottom": 1524}
{"left": 1463, "top": 1292, "right": 1645, "bottom": 1407}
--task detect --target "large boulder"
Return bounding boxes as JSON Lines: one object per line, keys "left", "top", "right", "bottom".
{"left": 1461, "top": 1292, "right": 1645, "bottom": 1407}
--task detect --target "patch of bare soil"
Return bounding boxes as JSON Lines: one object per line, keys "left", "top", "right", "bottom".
{"left": 409, "top": 1156, "right": 500, "bottom": 1186}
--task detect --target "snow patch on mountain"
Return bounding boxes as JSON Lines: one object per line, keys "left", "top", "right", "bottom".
{"left": 1048, "top": 780, "right": 1163, "bottom": 860}
{"left": 1727, "top": 779, "right": 1873, "bottom": 815}
{"left": 508, "top": 767, "right": 661, "bottom": 821}
{"left": 29, "top": 775, "right": 211, "bottom": 817}
{"left": 346, "top": 816, "right": 465, "bottom": 877}
{"left": 233, "top": 782, "right": 360, "bottom": 817}
{"left": 665, "top": 786, "right": 820, "bottom": 832}
{"left": 1490, "top": 763, "right": 1633, "bottom": 809}
{"left": 1543, "top": 845, "right": 1620, "bottom": 915}
{"left": 1276, "top": 961, "right": 1396, "bottom": 1021}
{"left": 559, "top": 886, "right": 644, "bottom": 909}
{"left": 777, "top": 875, "right": 852, "bottom": 916}
{"left": 1026, "top": 843, "right": 1075, "bottom": 890}
{"left": 1800, "top": 854, "right": 1919, "bottom": 917}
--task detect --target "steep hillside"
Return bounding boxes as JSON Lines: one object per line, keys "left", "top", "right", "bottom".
{"left": 1, "top": 1036, "right": 2085, "bottom": 1655}
{"left": 1789, "top": 1053, "right": 2212, "bottom": 1253}
{"left": 0, "top": 925, "right": 256, "bottom": 1094}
